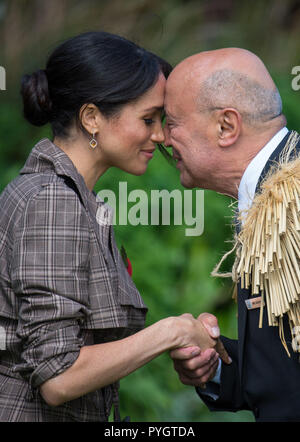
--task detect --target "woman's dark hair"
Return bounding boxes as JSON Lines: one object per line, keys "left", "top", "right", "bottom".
{"left": 21, "top": 31, "right": 172, "bottom": 138}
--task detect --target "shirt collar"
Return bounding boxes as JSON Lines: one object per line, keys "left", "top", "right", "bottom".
{"left": 238, "top": 127, "right": 289, "bottom": 215}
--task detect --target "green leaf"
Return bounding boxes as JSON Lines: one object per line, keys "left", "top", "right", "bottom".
{"left": 157, "top": 143, "right": 177, "bottom": 168}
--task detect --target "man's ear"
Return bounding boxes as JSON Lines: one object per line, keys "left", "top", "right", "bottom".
{"left": 216, "top": 108, "right": 241, "bottom": 147}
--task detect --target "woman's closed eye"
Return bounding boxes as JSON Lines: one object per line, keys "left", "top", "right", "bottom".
{"left": 143, "top": 108, "right": 165, "bottom": 126}
{"left": 143, "top": 118, "right": 155, "bottom": 125}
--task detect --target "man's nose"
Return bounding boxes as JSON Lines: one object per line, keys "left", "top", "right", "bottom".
{"left": 163, "top": 126, "right": 172, "bottom": 147}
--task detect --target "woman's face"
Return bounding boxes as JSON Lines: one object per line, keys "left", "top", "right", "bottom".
{"left": 97, "top": 73, "right": 166, "bottom": 175}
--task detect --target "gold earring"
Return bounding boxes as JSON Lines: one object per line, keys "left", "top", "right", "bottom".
{"left": 89, "top": 132, "right": 98, "bottom": 149}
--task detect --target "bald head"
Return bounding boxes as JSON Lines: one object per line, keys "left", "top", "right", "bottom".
{"left": 170, "top": 48, "right": 277, "bottom": 88}
{"left": 168, "top": 48, "right": 284, "bottom": 127}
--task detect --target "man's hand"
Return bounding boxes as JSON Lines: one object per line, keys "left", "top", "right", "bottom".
{"left": 171, "top": 346, "right": 220, "bottom": 387}
{"left": 170, "top": 313, "right": 231, "bottom": 387}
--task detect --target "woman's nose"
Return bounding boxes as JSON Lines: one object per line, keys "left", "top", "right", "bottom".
{"left": 151, "top": 123, "right": 165, "bottom": 144}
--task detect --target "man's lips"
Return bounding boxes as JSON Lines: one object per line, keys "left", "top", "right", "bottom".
{"left": 172, "top": 149, "right": 182, "bottom": 161}
{"left": 171, "top": 149, "right": 183, "bottom": 170}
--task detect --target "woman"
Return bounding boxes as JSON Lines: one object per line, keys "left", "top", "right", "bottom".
{"left": 0, "top": 31, "right": 225, "bottom": 421}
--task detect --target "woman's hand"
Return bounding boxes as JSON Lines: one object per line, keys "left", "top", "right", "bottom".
{"left": 172, "top": 313, "right": 218, "bottom": 351}
{"left": 171, "top": 313, "right": 230, "bottom": 361}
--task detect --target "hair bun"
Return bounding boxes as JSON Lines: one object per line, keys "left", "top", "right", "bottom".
{"left": 21, "top": 69, "right": 52, "bottom": 126}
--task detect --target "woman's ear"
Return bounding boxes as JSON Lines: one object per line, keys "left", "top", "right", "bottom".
{"left": 216, "top": 108, "right": 241, "bottom": 147}
{"left": 79, "top": 103, "right": 102, "bottom": 135}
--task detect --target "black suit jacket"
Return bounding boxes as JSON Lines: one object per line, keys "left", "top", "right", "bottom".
{"left": 199, "top": 131, "right": 300, "bottom": 422}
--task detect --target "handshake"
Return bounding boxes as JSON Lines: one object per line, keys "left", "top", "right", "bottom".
{"left": 169, "top": 313, "right": 232, "bottom": 388}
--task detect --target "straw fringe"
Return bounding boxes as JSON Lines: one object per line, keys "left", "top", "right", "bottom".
{"left": 212, "top": 131, "right": 300, "bottom": 356}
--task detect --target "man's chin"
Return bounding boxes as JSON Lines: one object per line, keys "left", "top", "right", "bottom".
{"left": 179, "top": 171, "right": 196, "bottom": 189}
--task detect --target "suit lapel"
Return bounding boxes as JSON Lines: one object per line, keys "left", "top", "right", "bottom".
{"left": 255, "top": 131, "right": 297, "bottom": 192}
{"left": 237, "top": 283, "right": 249, "bottom": 380}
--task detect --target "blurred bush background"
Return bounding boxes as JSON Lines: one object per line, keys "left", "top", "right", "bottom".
{"left": 0, "top": 0, "right": 299, "bottom": 422}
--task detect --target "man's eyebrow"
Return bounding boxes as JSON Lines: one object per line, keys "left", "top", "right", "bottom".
{"left": 165, "top": 112, "right": 176, "bottom": 121}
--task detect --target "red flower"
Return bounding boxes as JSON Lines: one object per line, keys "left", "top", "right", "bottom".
{"left": 126, "top": 258, "right": 133, "bottom": 277}
{"left": 120, "top": 245, "right": 133, "bottom": 277}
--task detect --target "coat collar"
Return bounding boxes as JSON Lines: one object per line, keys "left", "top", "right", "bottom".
{"left": 20, "top": 138, "right": 92, "bottom": 210}
{"left": 20, "top": 138, "right": 117, "bottom": 265}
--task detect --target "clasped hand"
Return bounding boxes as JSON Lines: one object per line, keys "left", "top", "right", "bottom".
{"left": 170, "top": 313, "right": 232, "bottom": 388}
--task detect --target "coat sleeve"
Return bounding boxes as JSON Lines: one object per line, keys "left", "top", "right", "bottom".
{"left": 11, "top": 182, "right": 91, "bottom": 390}
{"left": 197, "top": 336, "right": 251, "bottom": 413}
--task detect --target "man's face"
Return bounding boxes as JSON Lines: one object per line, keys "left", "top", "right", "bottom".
{"left": 164, "top": 76, "right": 216, "bottom": 189}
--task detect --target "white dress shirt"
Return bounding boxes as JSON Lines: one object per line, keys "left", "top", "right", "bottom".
{"left": 238, "top": 127, "right": 289, "bottom": 214}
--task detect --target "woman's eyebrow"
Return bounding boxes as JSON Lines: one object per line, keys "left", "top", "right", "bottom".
{"left": 143, "top": 106, "right": 164, "bottom": 113}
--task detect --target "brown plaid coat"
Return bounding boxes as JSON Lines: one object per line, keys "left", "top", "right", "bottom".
{"left": 0, "top": 138, "right": 147, "bottom": 421}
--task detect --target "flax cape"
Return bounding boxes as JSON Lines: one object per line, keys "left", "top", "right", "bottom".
{"left": 212, "top": 131, "right": 300, "bottom": 356}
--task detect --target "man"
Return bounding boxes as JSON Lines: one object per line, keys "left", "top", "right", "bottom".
{"left": 165, "top": 48, "right": 300, "bottom": 422}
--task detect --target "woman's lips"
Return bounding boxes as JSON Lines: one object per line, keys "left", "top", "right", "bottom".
{"left": 140, "top": 149, "right": 155, "bottom": 159}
